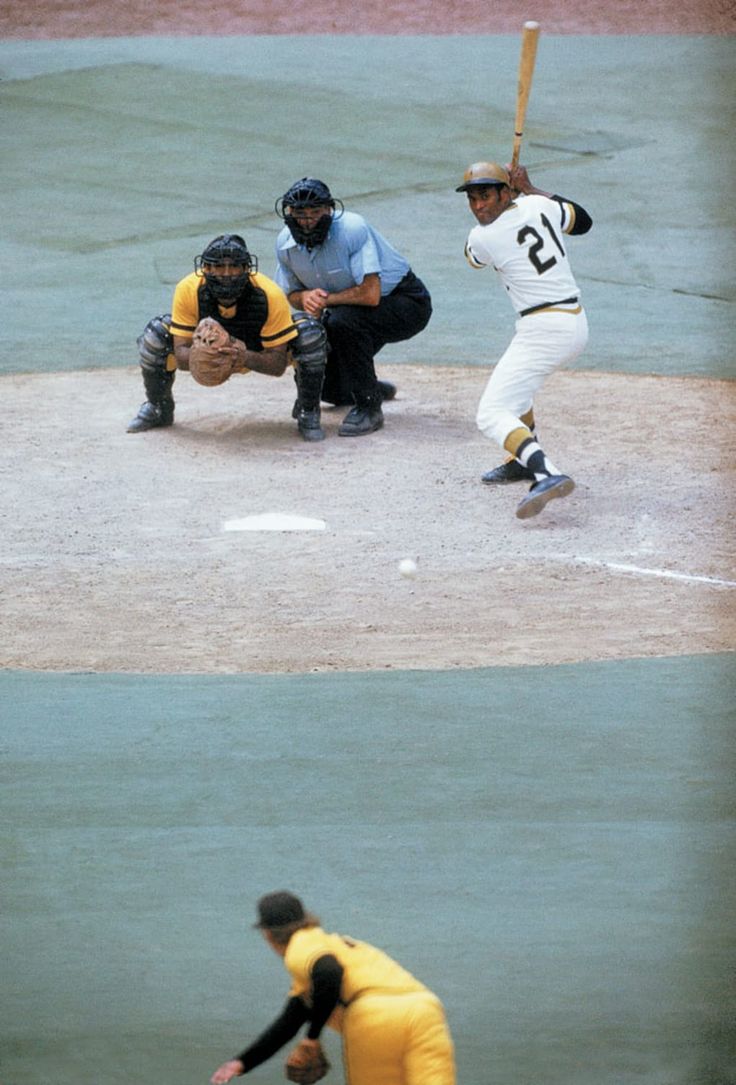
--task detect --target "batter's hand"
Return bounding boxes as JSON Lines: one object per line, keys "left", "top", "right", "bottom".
{"left": 507, "top": 164, "right": 533, "bottom": 195}
{"left": 210, "top": 1058, "right": 245, "bottom": 1083}
{"left": 301, "top": 289, "right": 329, "bottom": 316}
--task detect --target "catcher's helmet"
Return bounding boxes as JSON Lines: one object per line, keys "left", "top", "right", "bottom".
{"left": 194, "top": 234, "right": 258, "bottom": 301}
{"left": 455, "top": 162, "right": 510, "bottom": 192}
{"left": 275, "top": 178, "right": 344, "bottom": 248}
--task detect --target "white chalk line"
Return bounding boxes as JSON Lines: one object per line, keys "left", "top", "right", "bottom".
{"left": 567, "top": 556, "right": 736, "bottom": 588}
{"left": 222, "top": 513, "right": 326, "bottom": 532}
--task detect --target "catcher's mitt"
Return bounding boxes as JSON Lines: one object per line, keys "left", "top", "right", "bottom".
{"left": 189, "top": 317, "right": 235, "bottom": 387}
{"left": 284, "top": 1039, "right": 330, "bottom": 1084}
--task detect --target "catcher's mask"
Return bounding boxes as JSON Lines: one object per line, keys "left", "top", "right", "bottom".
{"left": 455, "top": 161, "right": 510, "bottom": 192}
{"left": 194, "top": 234, "right": 258, "bottom": 301}
{"left": 275, "top": 178, "right": 344, "bottom": 248}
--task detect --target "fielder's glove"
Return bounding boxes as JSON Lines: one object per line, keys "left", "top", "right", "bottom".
{"left": 189, "top": 317, "right": 236, "bottom": 386}
{"left": 284, "top": 1039, "right": 330, "bottom": 1084}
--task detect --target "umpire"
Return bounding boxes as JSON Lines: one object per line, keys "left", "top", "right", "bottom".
{"left": 210, "top": 891, "right": 456, "bottom": 1085}
{"left": 274, "top": 178, "right": 433, "bottom": 436}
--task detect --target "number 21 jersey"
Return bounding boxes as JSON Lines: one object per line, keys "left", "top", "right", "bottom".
{"left": 464, "top": 193, "right": 582, "bottom": 314}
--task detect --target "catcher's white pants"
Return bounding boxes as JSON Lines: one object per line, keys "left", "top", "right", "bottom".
{"left": 476, "top": 307, "right": 589, "bottom": 449}
{"left": 341, "top": 990, "right": 455, "bottom": 1085}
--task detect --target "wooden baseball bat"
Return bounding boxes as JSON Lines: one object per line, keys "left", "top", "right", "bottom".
{"left": 511, "top": 21, "right": 541, "bottom": 169}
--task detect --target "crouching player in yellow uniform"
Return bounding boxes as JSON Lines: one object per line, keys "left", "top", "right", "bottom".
{"left": 210, "top": 891, "right": 456, "bottom": 1085}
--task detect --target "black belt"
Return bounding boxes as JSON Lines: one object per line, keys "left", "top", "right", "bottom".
{"left": 519, "top": 296, "right": 578, "bottom": 317}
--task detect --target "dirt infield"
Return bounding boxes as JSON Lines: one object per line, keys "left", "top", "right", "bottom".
{"left": 1, "top": 0, "right": 734, "bottom": 37}
{"left": 3, "top": 364, "right": 734, "bottom": 674}
{"left": 2, "top": 3, "right": 733, "bottom": 677}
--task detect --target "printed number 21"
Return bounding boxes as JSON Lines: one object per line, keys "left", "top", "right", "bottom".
{"left": 518, "top": 214, "right": 565, "bottom": 275}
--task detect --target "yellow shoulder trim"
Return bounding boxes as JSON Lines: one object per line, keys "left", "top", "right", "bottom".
{"left": 170, "top": 272, "right": 203, "bottom": 340}
{"left": 562, "top": 201, "right": 576, "bottom": 234}
{"left": 464, "top": 243, "right": 486, "bottom": 269}
{"left": 252, "top": 272, "right": 299, "bottom": 347}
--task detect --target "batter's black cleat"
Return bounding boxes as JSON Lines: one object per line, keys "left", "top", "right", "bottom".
{"left": 126, "top": 400, "right": 174, "bottom": 433}
{"left": 515, "top": 475, "right": 575, "bottom": 520}
{"left": 338, "top": 405, "right": 384, "bottom": 436}
{"left": 481, "top": 459, "right": 535, "bottom": 485}
{"left": 296, "top": 407, "right": 325, "bottom": 442}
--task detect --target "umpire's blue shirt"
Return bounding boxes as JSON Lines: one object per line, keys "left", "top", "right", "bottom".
{"left": 274, "top": 211, "right": 410, "bottom": 298}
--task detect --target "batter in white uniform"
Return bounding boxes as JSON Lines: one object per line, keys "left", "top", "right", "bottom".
{"left": 457, "top": 161, "right": 593, "bottom": 519}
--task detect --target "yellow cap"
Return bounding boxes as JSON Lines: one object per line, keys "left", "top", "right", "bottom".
{"left": 455, "top": 162, "right": 510, "bottom": 191}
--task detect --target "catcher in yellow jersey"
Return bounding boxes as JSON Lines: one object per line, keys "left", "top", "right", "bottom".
{"left": 210, "top": 891, "right": 456, "bottom": 1085}
{"left": 126, "top": 234, "right": 329, "bottom": 441}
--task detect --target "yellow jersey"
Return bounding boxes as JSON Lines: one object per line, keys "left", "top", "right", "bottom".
{"left": 285, "top": 927, "right": 428, "bottom": 1032}
{"left": 170, "top": 270, "right": 297, "bottom": 352}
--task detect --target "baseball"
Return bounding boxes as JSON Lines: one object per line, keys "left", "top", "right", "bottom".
{"left": 398, "top": 558, "right": 418, "bottom": 579}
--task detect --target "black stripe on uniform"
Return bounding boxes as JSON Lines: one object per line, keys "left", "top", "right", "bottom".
{"left": 262, "top": 323, "right": 297, "bottom": 343}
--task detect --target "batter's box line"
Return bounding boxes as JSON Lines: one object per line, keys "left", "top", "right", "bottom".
{"left": 554, "top": 555, "right": 736, "bottom": 589}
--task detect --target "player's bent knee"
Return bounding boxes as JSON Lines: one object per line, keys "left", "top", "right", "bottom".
{"left": 476, "top": 403, "right": 504, "bottom": 444}
{"left": 290, "top": 313, "right": 327, "bottom": 372}
{"left": 137, "top": 313, "right": 174, "bottom": 371}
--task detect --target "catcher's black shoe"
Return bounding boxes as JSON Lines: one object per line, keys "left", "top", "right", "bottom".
{"left": 338, "top": 404, "right": 384, "bottom": 436}
{"left": 515, "top": 474, "right": 575, "bottom": 520}
{"left": 126, "top": 400, "right": 174, "bottom": 433}
{"left": 296, "top": 407, "right": 325, "bottom": 442}
{"left": 481, "top": 459, "right": 535, "bottom": 485}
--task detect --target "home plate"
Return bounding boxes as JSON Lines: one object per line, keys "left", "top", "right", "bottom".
{"left": 222, "top": 513, "right": 327, "bottom": 532}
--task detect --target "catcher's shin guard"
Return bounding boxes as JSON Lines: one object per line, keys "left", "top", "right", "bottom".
{"left": 127, "top": 315, "right": 176, "bottom": 433}
{"left": 127, "top": 367, "right": 175, "bottom": 432}
{"left": 291, "top": 314, "right": 327, "bottom": 442}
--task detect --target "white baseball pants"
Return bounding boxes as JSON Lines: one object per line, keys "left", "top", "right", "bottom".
{"left": 476, "top": 307, "right": 589, "bottom": 448}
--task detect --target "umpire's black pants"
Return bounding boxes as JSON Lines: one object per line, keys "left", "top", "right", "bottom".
{"left": 321, "top": 270, "right": 432, "bottom": 406}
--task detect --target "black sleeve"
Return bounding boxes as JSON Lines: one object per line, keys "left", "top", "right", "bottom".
{"left": 552, "top": 195, "right": 593, "bottom": 235}
{"left": 236, "top": 996, "right": 309, "bottom": 1071}
{"left": 306, "top": 954, "right": 344, "bottom": 1040}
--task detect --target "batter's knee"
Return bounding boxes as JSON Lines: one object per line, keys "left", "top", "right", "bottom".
{"left": 476, "top": 399, "right": 507, "bottom": 446}
{"left": 476, "top": 382, "right": 535, "bottom": 449}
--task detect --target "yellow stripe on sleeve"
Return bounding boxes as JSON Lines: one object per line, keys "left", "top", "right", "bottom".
{"left": 562, "top": 201, "right": 576, "bottom": 234}
{"left": 464, "top": 242, "right": 486, "bottom": 269}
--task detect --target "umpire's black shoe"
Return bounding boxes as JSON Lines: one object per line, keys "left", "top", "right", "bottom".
{"left": 127, "top": 400, "right": 174, "bottom": 433}
{"left": 516, "top": 474, "right": 575, "bottom": 520}
{"left": 338, "top": 404, "right": 384, "bottom": 436}
{"left": 481, "top": 459, "right": 535, "bottom": 485}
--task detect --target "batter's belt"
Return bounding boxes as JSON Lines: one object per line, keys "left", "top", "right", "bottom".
{"left": 518, "top": 295, "right": 579, "bottom": 317}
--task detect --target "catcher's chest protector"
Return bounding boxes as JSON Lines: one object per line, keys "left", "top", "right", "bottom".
{"left": 198, "top": 281, "right": 269, "bottom": 352}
